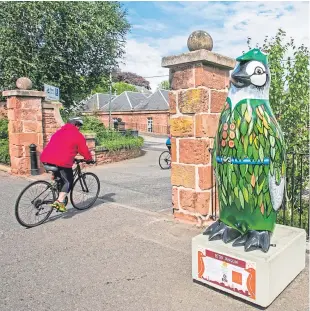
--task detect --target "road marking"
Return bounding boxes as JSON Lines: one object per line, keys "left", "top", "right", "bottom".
{"left": 132, "top": 234, "right": 189, "bottom": 255}
{"left": 157, "top": 207, "right": 172, "bottom": 213}
{"left": 98, "top": 198, "right": 172, "bottom": 219}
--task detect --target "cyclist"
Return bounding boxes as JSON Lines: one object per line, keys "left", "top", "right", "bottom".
{"left": 40, "top": 117, "right": 93, "bottom": 212}
{"left": 166, "top": 134, "right": 171, "bottom": 153}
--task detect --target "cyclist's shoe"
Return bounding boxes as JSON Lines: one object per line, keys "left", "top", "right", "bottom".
{"left": 51, "top": 200, "right": 67, "bottom": 213}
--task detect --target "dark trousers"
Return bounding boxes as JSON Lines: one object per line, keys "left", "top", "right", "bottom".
{"left": 54, "top": 167, "right": 74, "bottom": 193}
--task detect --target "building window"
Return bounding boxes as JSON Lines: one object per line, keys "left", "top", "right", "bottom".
{"left": 147, "top": 117, "right": 153, "bottom": 133}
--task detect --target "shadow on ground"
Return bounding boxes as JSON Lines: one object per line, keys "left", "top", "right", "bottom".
{"left": 23, "top": 193, "right": 117, "bottom": 228}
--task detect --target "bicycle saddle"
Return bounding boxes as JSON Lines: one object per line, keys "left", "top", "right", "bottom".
{"left": 43, "top": 164, "right": 59, "bottom": 172}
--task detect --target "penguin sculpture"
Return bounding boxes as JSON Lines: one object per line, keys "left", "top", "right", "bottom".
{"left": 203, "top": 48, "right": 286, "bottom": 253}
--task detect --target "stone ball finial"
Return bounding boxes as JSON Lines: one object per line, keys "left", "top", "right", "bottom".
{"left": 16, "top": 77, "right": 32, "bottom": 90}
{"left": 187, "top": 30, "right": 213, "bottom": 52}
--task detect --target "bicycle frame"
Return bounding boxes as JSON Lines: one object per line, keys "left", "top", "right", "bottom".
{"left": 72, "top": 162, "right": 81, "bottom": 180}
{"left": 72, "top": 162, "right": 90, "bottom": 193}
{"left": 15, "top": 159, "right": 99, "bottom": 228}
{"left": 30, "top": 162, "right": 90, "bottom": 206}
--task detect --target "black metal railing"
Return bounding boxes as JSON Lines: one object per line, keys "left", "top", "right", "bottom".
{"left": 209, "top": 149, "right": 309, "bottom": 237}
{"left": 277, "top": 153, "right": 309, "bottom": 236}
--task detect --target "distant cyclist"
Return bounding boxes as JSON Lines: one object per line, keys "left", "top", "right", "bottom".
{"left": 40, "top": 117, "right": 93, "bottom": 212}
{"left": 166, "top": 134, "right": 171, "bottom": 153}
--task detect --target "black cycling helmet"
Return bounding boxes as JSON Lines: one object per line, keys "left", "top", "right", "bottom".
{"left": 68, "top": 117, "right": 84, "bottom": 127}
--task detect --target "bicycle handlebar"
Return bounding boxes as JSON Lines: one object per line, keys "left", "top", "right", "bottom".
{"left": 74, "top": 158, "right": 96, "bottom": 164}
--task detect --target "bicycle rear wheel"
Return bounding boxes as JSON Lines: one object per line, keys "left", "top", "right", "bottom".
{"left": 70, "top": 172, "right": 100, "bottom": 210}
{"left": 15, "top": 181, "right": 56, "bottom": 228}
{"left": 159, "top": 151, "right": 171, "bottom": 169}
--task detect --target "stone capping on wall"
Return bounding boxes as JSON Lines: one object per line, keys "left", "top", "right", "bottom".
{"left": 84, "top": 133, "right": 96, "bottom": 140}
{"left": 162, "top": 49, "right": 236, "bottom": 70}
{"left": 2, "top": 89, "right": 46, "bottom": 98}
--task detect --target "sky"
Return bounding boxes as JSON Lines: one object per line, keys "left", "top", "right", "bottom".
{"left": 119, "top": 1, "right": 309, "bottom": 91}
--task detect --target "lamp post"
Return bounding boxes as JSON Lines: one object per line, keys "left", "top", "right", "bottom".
{"left": 108, "top": 70, "right": 112, "bottom": 129}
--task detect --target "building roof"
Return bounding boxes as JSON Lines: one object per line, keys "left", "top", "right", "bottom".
{"left": 134, "top": 89, "right": 169, "bottom": 111}
{"left": 83, "top": 93, "right": 116, "bottom": 111}
{"left": 82, "top": 89, "right": 169, "bottom": 113}
{"left": 101, "top": 91, "right": 148, "bottom": 112}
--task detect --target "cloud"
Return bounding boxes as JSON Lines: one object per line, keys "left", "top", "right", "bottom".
{"left": 212, "top": 1, "right": 309, "bottom": 58}
{"left": 119, "top": 39, "right": 169, "bottom": 91}
{"left": 155, "top": 1, "right": 232, "bottom": 21}
{"left": 132, "top": 19, "right": 167, "bottom": 32}
{"left": 120, "top": 1, "right": 309, "bottom": 91}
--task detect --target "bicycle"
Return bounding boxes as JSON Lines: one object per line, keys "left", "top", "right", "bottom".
{"left": 159, "top": 149, "right": 171, "bottom": 170}
{"left": 15, "top": 159, "right": 100, "bottom": 228}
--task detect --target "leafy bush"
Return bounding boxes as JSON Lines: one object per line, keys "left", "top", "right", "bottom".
{"left": 80, "top": 116, "right": 144, "bottom": 151}
{"left": 0, "top": 118, "right": 8, "bottom": 138}
{"left": 0, "top": 139, "right": 9, "bottom": 164}
{"left": 91, "top": 81, "right": 138, "bottom": 95}
{"left": 113, "top": 82, "right": 138, "bottom": 95}
{"left": 99, "top": 136, "right": 144, "bottom": 151}
{"left": 0, "top": 118, "right": 9, "bottom": 164}
{"left": 81, "top": 116, "right": 108, "bottom": 143}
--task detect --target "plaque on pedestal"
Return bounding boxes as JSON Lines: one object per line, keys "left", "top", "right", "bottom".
{"left": 192, "top": 225, "right": 306, "bottom": 307}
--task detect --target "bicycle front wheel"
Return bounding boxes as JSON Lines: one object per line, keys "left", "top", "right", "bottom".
{"left": 15, "top": 180, "right": 56, "bottom": 228}
{"left": 70, "top": 173, "right": 100, "bottom": 210}
{"left": 159, "top": 151, "right": 171, "bottom": 169}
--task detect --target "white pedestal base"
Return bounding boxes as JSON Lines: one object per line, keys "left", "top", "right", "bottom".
{"left": 192, "top": 224, "right": 306, "bottom": 307}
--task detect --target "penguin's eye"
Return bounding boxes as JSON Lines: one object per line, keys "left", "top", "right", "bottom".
{"left": 254, "top": 67, "right": 264, "bottom": 75}
{"left": 245, "top": 61, "right": 266, "bottom": 75}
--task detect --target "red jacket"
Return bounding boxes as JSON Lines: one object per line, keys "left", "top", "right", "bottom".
{"left": 40, "top": 124, "right": 92, "bottom": 168}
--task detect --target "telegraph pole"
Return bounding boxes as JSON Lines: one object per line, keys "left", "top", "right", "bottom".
{"left": 108, "top": 70, "right": 112, "bottom": 129}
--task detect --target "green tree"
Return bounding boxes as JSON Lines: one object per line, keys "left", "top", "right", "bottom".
{"left": 158, "top": 80, "right": 170, "bottom": 90}
{"left": 91, "top": 77, "right": 110, "bottom": 95}
{"left": 91, "top": 81, "right": 138, "bottom": 95}
{"left": 247, "top": 29, "right": 309, "bottom": 154}
{"left": 0, "top": 2, "right": 130, "bottom": 107}
{"left": 113, "top": 82, "right": 138, "bottom": 94}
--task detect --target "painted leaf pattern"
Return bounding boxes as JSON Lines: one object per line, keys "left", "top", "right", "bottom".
{"left": 213, "top": 98, "right": 286, "bottom": 233}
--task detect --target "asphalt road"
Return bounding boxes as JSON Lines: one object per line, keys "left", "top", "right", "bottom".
{"left": 0, "top": 137, "right": 308, "bottom": 311}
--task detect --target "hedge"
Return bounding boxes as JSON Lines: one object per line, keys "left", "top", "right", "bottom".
{"left": 0, "top": 118, "right": 9, "bottom": 165}
{"left": 81, "top": 116, "right": 144, "bottom": 152}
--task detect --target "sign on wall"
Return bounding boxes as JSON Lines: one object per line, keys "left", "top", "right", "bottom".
{"left": 44, "top": 84, "right": 60, "bottom": 101}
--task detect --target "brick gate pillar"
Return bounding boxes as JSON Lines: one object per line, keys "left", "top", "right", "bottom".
{"left": 2, "top": 77, "right": 46, "bottom": 175}
{"left": 162, "top": 31, "right": 235, "bottom": 226}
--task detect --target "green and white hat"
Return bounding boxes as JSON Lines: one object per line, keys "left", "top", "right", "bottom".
{"left": 236, "top": 48, "right": 268, "bottom": 66}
